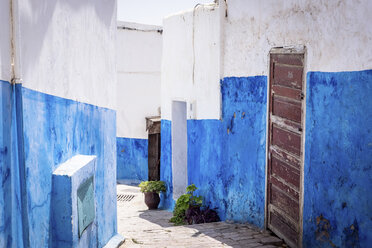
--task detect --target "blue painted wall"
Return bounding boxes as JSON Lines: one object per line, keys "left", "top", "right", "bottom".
{"left": 188, "top": 76, "right": 267, "bottom": 227}
{"left": 0, "top": 81, "right": 24, "bottom": 248}
{"left": 160, "top": 71, "right": 372, "bottom": 247}
{"left": 19, "top": 86, "right": 117, "bottom": 247}
{"left": 51, "top": 156, "right": 97, "bottom": 248}
{"left": 160, "top": 76, "right": 267, "bottom": 227}
{"left": 0, "top": 82, "right": 119, "bottom": 247}
{"left": 117, "top": 137, "right": 148, "bottom": 182}
{"left": 220, "top": 76, "right": 267, "bottom": 226}
{"left": 0, "top": 80, "right": 14, "bottom": 248}
{"left": 303, "top": 70, "right": 372, "bottom": 248}
{"left": 159, "top": 120, "right": 174, "bottom": 210}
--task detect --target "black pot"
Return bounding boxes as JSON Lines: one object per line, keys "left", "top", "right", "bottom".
{"left": 144, "top": 192, "right": 160, "bottom": 209}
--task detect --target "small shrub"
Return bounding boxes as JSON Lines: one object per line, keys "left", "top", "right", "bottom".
{"left": 138, "top": 181, "right": 166, "bottom": 193}
{"left": 170, "top": 184, "right": 201, "bottom": 225}
{"left": 170, "top": 193, "right": 190, "bottom": 225}
{"left": 186, "top": 184, "right": 203, "bottom": 206}
{"left": 170, "top": 184, "right": 219, "bottom": 225}
{"left": 186, "top": 206, "right": 220, "bottom": 225}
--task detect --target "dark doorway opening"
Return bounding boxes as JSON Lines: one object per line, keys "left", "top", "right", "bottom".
{"left": 146, "top": 117, "right": 161, "bottom": 181}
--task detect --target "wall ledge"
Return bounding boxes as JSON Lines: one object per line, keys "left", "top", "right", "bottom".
{"left": 103, "top": 234, "right": 125, "bottom": 248}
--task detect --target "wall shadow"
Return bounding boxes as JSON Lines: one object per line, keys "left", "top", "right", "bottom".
{"left": 138, "top": 210, "right": 283, "bottom": 247}
{"left": 138, "top": 209, "right": 173, "bottom": 228}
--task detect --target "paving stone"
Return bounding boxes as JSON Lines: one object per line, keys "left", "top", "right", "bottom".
{"left": 230, "top": 235, "right": 255, "bottom": 241}
{"left": 240, "top": 242, "right": 263, "bottom": 248}
{"left": 253, "top": 233, "right": 269, "bottom": 239}
{"left": 260, "top": 236, "right": 283, "bottom": 246}
{"left": 117, "top": 184, "right": 286, "bottom": 248}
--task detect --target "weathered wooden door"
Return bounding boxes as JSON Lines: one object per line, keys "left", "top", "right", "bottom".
{"left": 267, "top": 52, "right": 304, "bottom": 248}
{"left": 147, "top": 118, "right": 161, "bottom": 181}
{"left": 148, "top": 133, "right": 160, "bottom": 181}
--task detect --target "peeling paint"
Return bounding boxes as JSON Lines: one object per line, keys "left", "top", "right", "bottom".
{"left": 315, "top": 215, "right": 336, "bottom": 247}
{"left": 187, "top": 76, "right": 267, "bottom": 226}
{"left": 21, "top": 86, "right": 117, "bottom": 247}
{"left": 160, "top": 76, "right": 267, "bottom": 227}
{"left": 303, "top": 70, "right": 372, "bottom": 247}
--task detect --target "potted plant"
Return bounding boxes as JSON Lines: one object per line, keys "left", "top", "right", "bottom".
{"left": 138, "top": 181, "right": 166, "bottom": 209}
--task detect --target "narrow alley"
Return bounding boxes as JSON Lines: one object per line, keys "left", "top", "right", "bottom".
{"left": 0, "top": 1, "right": 371, "bottom": 247}
{"left": 117, "top": 184, "right": 285, "bottom": 248}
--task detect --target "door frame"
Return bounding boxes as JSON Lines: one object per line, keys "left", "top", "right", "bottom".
{"left": 146, "top": 116, "right": 161, "bottom": 181}
{"left": 264, "top": 46, "right": 307, "bottom": 248}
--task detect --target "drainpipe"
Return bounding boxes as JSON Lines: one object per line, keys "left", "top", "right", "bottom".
{"left": 10, "top": 0, "right": 22, "bottom": 85}
{"left": 10, "top": 1, "right": 29, "bottom": 247}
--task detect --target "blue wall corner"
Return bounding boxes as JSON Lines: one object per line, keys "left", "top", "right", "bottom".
{"left": 221, "top": 76, "right": 267, "bottom": 227}
{"left": 188, "top": 76, "right": 267, "bottom": 227}
{"left": 0, "top": 80, "right": 14, "bottom": 248}
{"left": 51, "top": 156, "right": 97, "bottom": 248}
{"left": 51, "top": 174, "right": 73, "bottom": 246}
{"left": 303, "top": 70, "right": 372, "bottom": 248}
{"left": 116, "top": 137, "right": 148, "bottom": 182}
{"left": 159, "top": 71, "right": 372, "bottom": 246}
{"left": 159, "top": 120, "right": 174, "bottom": 210}
{"left": 0, "top": 81, "right": 24, "bottom": 248}
{"left": 19, "top": 87, "right": 117, "bottom": 247}
{"left": 160, "top": 77, "right": 267, "bottom": 225}
{"left": 14, "top": 84, "right": 28, "bottom": 248}
{"left": 187, "top": 119, "right": 225, "bottom": 218}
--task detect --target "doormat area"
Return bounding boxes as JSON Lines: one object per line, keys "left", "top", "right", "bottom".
{"left": 117, "top": 194, "right": 135, "bottom": 202}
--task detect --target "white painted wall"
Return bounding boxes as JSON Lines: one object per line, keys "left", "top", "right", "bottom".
{"left": 16, "top": 0, "right": 117, "bottom": 109}
{"left": 161, "top": 0, "right": 371, "bottom": 121}
{"left": 171, "top": 101, "right": 188, "bottom": 199}
{"left": 0, "top": 1, "right": 11, "bottom": 82}
{"left": 161, "top": 4, "right": 221, "bottom": 121}
{"left": 117, "top": 22, "right": 162, "bottom": 139}
{"left": 223, "top": 0, "right": 372, "bottom": 77}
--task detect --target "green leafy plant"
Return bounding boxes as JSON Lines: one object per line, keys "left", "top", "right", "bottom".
{"left": 138, "top": 181, "right": 166, "bottom": 193}
{"left": 187, "top": 184, "right": 203, "bottom": 206}
{"left": 170, "top": 184, "right": 203, "bottom": 225}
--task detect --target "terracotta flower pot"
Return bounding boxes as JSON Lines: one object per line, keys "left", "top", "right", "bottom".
{"left": 144, "top": 192, "right": 160, "bottom": 209}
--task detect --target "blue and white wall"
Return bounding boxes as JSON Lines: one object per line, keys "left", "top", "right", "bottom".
{"left": 161, "top": 0, "right": 372, "bottom": 247}
{"left": 1, "top": 0, "right": 120, "bottom": 247}
{"left": 116, "top": 22, "right": 162, "bottom": 182}
{"left": 160, "top": 2, "right": 228, "bottom": 210}
{"left": 0, "top": 1, "right": 23, "bottom": 247}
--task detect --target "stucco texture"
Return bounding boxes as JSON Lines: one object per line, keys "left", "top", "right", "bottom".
{"left": 188, "top": 76, "right": 267, "bottom": 227}
{"left": 18, "top": 0, "right": 117, "bottom": 110}
{"left": 160, "top": 76, "right": 267, "bottom": 227}
{"left": 0, "top": 81, "right": 24, "bottom": 248}
{"left": 303, "top": 70, "right": 372, "bottom": 247}
{"left": 117, "top": 137, "right": 148, "bottom": 182}
{"left": 159, "top": 120, "right": 174, "bottom": 210}
{"left": 223, "top": 0, "right": 372, "bottom": 77}
{"left": 20, "top": 86, "right": 117, "bottom": 247}
{"left": 116, "top": 23, "right": 162, "bottom": 139}
{"left": 52, "top": 156, "right": 97, "bottom": 248}
{"left": 0, "top": 80, "right": 13, "bottom": 247}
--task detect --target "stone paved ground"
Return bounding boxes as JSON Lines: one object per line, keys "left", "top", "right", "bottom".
{"left": 117, "top": 184, "right": 286, "bottom": 248}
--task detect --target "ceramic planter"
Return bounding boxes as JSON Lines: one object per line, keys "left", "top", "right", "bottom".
{"left": 144, "top": 192, "right": 160, "bottom": 209}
